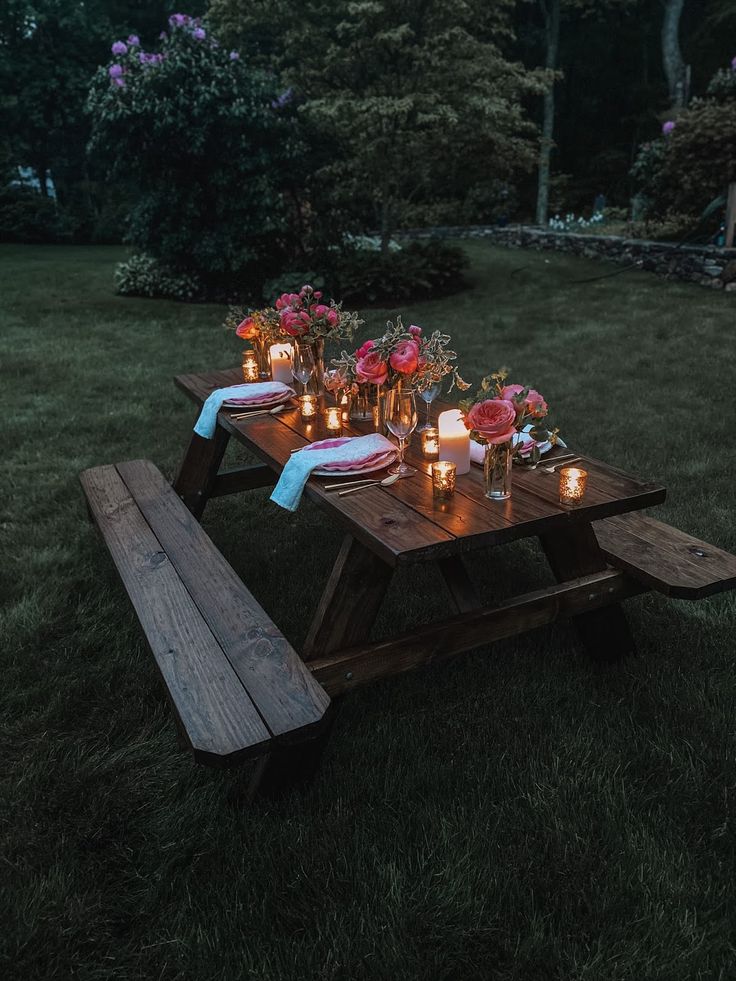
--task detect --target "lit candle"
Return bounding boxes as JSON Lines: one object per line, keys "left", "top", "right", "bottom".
{"left": 323, "top": 406, "right": 342, "bottom": 434}
{"left": 421, "top": 427, "right": 439, "bottom": 460}
{"left": 241, "top": 349, "right": 258, "bottom": 382}
{"left": 372, "top": 404, "right": 381, "bottom": 430}
{"left": 299, "top": 394, "right": 318, "bottom": 420}
{"left": 438, "top": 410, "right": 470, "bottom": 475}
{"left": 559, "top": 466, "right": 588, "bottom": 505}
{"left": 269, "top": 343, "right": 293, "bottom": 384}
{"left": 340, "top": 392, "right": 350, "bottom": 422}
{"left": 432, "top": 460, "right": 456, "bottom": 501}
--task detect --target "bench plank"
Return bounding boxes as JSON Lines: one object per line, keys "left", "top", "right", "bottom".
{"left": 595, "top": 512, "right": 736, "bottom": 599}
{"left": 80, "top": 465, "right": 271, "bottom": 765}
{"left": 115, "top": 460, "right": 330, "bottom": 742}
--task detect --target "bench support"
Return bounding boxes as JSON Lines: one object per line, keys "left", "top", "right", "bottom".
{"left": 540, "top": 523, "right": 638, "bottom": 664}
{"left": 174, "top": 427, "right": 230, "bottom": 518}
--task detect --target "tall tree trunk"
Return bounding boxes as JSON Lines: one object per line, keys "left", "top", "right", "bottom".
{"left": 536, "top": 0, "right": 560, "bottom": 227}
{"left": 662, "top": 0, "right": 689, "bottom": 110}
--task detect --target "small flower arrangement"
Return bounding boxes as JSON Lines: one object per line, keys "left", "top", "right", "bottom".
{"left": 224, "top": 306, "right": 282, "bottom": 346}
{"left": 459, "top": 368, "right": 559, "bottom": 464}
{"left": 275, "top": 284, "right": 362, "bottom": 344}
{"left": 332, "top": 316, "right": 470, "bottom": 393}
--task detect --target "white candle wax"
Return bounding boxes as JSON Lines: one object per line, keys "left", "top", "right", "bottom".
{"left": 269, "top": 343, "right": 293, "bottom": 384}
{"left": 438, "top": 409, "right": 470, "bottom": 475}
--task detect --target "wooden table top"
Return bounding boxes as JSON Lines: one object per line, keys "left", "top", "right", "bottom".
{"left": 175, "top": 368, "right": 667, "bottom": 567}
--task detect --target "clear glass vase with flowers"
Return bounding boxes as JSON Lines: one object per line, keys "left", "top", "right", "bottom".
{"left": 459, "top": 369, "right": 558, "bottom": 501}
{"left": 224, "top": 307, "right": 282, "bottom": 380}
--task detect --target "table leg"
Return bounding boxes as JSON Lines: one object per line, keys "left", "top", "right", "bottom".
{"left": 173, "top": 423, "right": 230, "bottom": 519}
{"left": 540, "top": 523, "right": 637, "bottom": 663}
{"left": 303, "top": 534, "right": 394, "bottom": 660}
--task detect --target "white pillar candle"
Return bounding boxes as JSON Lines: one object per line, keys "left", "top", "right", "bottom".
{"left": 269, "top": 343, "right": 293, "bottom": 384}
{"left": 438, "top": 409, "right": 470, "bottom": 475}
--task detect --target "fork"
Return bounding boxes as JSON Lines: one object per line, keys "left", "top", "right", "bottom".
{"left": 540, "top": 455, "right": 581, "bottom": 474}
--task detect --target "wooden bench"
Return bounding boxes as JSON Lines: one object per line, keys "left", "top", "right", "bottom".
{"left": 594, "top": 512, "right": 736, "bottom": 600}
{"left": 80, "top": 459, "right": 331, "bottom": 778}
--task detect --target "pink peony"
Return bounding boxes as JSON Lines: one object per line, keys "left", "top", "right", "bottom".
{"left": 311, "top": 303, "right": 329, "bottom": 317}
{"left": 235, "top": 316, "right": 258, "bottom": 340}
{"left": 326, "top": 308, "right": 339, "bottom": 327}
{"left": 464, "top": 399, "right": 517, "bottom": 445}
{"left": 408, "top": 324, "right": 422, "bottom": 338}
{"left": 356, "top": 340, "right": 374, "bottom": 358}
{"left": 355, "top": 350, "right": 389, "bottom": 386}
{"left": 500, "top": 383, "right": 548, "bottom": 419}
{"left": 280, "top": 310, "right": 311, "bottom": 337}
{"left": 389, "top": 339, "right": 420, "bottom": 375}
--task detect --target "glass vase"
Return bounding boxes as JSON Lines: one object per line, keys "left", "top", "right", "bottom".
{"left": 306, "top": 337, "right": 326, "bottom": 395}
{"left": 484, "top": 442, "right": 513, "bottom": 501}
{"left": 252, "top": 335, "right": 271, "bottom": 380}
{"left": 349, "top": 382, "right": 372, "bottom": 421}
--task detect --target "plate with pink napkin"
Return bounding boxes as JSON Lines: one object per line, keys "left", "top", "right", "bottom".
{"left": 299, "top": 436, "right": 398, "bottom": 477}
{"left": 222, "top": 382, "right": 296, "bottom": 409}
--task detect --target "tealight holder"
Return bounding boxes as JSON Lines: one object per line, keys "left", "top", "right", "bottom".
{"left": 421, "top": 427, "right": 440, "bottom": 460}
{"left": 339, "top": 392, "right": 350, "bottom": 422}
{"left": 432, "top": 460, "right": 456, "bottom": 502}
{"left": 299, "top": 394, "right": 318, "bottom": 421}
{"left": 242, "top": 350, "right": 258, "bottom": 382}
{"left": 323, "top": 406, "right": 343, "bottom": 435}
{"left": 559, "top": 466, "right": 588, "bottom": 506}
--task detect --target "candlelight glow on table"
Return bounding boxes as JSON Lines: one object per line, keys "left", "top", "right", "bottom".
{"left": 241, "top": 350, "right": 258, "bottom": 382}
{"left": 421, "top": 427, "right": 439, "bottom": 459}
{"left": 559, "top": 466, "right": 588, "bottom": 505}
{"left": 438, "top": 410, "right": 470, "bottom": 474}
{"left": 269, "top": 343, "right": 293, "bottom": 384}
{"left": 299, "top": 394, "right": 318, "bottom": 420}
{"left": 323, "top": 406, "right": 342, "bottom": 434}
{"left": 432, "top": 460, "right": 457, "bottom": 501}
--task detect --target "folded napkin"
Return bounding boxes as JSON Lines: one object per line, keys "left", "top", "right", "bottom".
{"left": 194, "top": 382, "right": 293, "bottom": 439}
{"left": 270, "top": 434, "right": 397, "bottom": 512}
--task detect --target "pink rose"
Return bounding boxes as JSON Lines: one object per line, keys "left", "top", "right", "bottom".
{"left": 408, "top": 324, "right": 422, "bottom": 338}
{"left": 313, "top": 290, "right": 323, "bottom": 299}
{"left": 280, "top": 309, "right": 311, "bottom": 337}
{"left": 355, "top": 350, "right": 389, "bottom": 386}
{"left": 235, "top": 316, "right": 258, "bottom": 340}
{"left": 312, "top": 303, "right": 329, "bottom": 317}
{"left": 500, "top": 384, "right": 548, "bottom": 419}
{"left": 389, "top": 339, "right": 419, "bottom": 375}
{"left": 356, "top": 340, "right": 374, "bottom": 358}
{"left": 326, "top": 308, "right": 339, "bottom": 327}
{"left": 464, "top": 398, "right": 517, "bottom": 445}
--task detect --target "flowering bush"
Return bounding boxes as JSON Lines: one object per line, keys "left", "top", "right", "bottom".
{"left": 548, "top": 212, "right": 605, "bottom": 232}
{"left": 87, "top": 13, "right": 302, "bottom": 300}
{"left": 459, "top": 369, "right": 558, "bottom": 462}
{"left": 115, "top": 252, "right": 202, "bottom": 301}
{"left": 331, "top": 317, "right": 469, "bottom": 394}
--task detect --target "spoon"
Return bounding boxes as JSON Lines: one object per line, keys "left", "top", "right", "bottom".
{"left": 337, "top": 473, "right": 402, "bottom": 496}
{"left": 540, "top": 456, "right": 581, "bottom": 474}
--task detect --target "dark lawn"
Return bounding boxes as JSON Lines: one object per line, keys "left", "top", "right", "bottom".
{"left": 1, "top": 243, "right": 735, "bottom": 981}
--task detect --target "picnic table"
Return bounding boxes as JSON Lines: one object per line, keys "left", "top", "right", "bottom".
{"left": 80, "top": 367, "right": 736, "bottom": 797}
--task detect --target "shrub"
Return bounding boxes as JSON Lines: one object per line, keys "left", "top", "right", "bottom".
{"left": 115, "top": 253, "right": 202, "bottom": 301}
{"left": 87, "top": 14, "right": 302, "bottom": 300}
{"left": 329, "top": 240, "right": 469, "bottom": 305}
{"left": 0, "top": 186, "right": 72, "bottom": 243}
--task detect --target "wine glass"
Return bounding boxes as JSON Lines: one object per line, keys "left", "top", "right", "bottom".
{"left": 384, "top": 388, "right": 418, "bottom": 476}
{"left": 292, "top": 343, "right": 315, "bottom": 394}
{"left": 418, "top": 381, "right": 441, "bottom": 431}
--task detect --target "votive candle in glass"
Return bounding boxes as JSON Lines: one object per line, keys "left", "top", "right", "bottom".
{"left": 242, "top": 349, "right": 258, "bottom": 382}
{"left": 559, "top": 466, "right": 588, "bottom": 505}
{"left": 372, "top": 403, "right": 381, "bottom": 430}
{"left": 340, "top": 392, "right": 350, "bottom": 422}
{"left": 269, "top": 343, "right": 293, "bottom": 384}
{"left": 323, "top": 406, "right": 343, "bottom": 435}
{"left": 432, "top": 460, "right": 457, "bottom": 502}
{"left": 299, "top": 394, "right": 318, "bottom": 421}
{"left": 438, "top": 409, "right": 470, "bottom": 474}
{"left": 421, "top": 427, "right": 440, "bottom": 460}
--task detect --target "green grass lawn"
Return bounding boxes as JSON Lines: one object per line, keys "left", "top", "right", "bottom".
{"left": 2, "top": 243, "right": 735, "bottom": 981}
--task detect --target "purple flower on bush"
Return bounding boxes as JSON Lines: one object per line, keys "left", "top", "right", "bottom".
{"left": 112, "top": 77, "right": 126, "bottom": 89}
{"left": 229, "top": 50, "right": 239, "bottom": 60}
{"left": 127, "top": 34, "right": 140, "bottom": 47}
{"left": 193, "top": 26, "right": 206, "bottom": 40}
{"left": 139, "top": 52, "right": 163, "bottom": 66}
{"left": 111, "top": 40, "right": 127, "bottom": 56}
{"left": 109, "top": 63, "right": 124, "bottom": 78}
{"left": 271, "top": 87, "right": 294, "bottom": 109}
{"left": 662, "top": 120, "right": 676, "bottom": 136}
{"left": 731, "top": 56, "right": 736, "bottom": 72}
{"left": 169, "top": 13, "right": 190, "bottom": 27}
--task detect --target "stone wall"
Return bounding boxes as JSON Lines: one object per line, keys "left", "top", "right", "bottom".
{"left": 402, "top": 224, "right": 736, "bottom": 293}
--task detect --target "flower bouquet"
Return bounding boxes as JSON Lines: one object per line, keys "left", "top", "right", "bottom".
{"left": 225, "top": 306, "right": 282, "bottom": 379}
{"left": 459, "top": 369, "right": 559, "bottom": 500}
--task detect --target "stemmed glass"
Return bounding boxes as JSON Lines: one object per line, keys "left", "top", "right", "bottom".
{"left": 384, "top": 388, "right": 418, "bottom": 476}
{"left": 292, "top": 342, "right": 315, "bottom": 394}
{"left": 417, "top": 381, "right": 441, "bottom": 431}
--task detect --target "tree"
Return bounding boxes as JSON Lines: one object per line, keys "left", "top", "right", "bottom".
{"left": 210, "top": 0, "right": 544, "bottom": 254}
{"left": 661, "top": 0, "right": 689, "bottom": 111}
